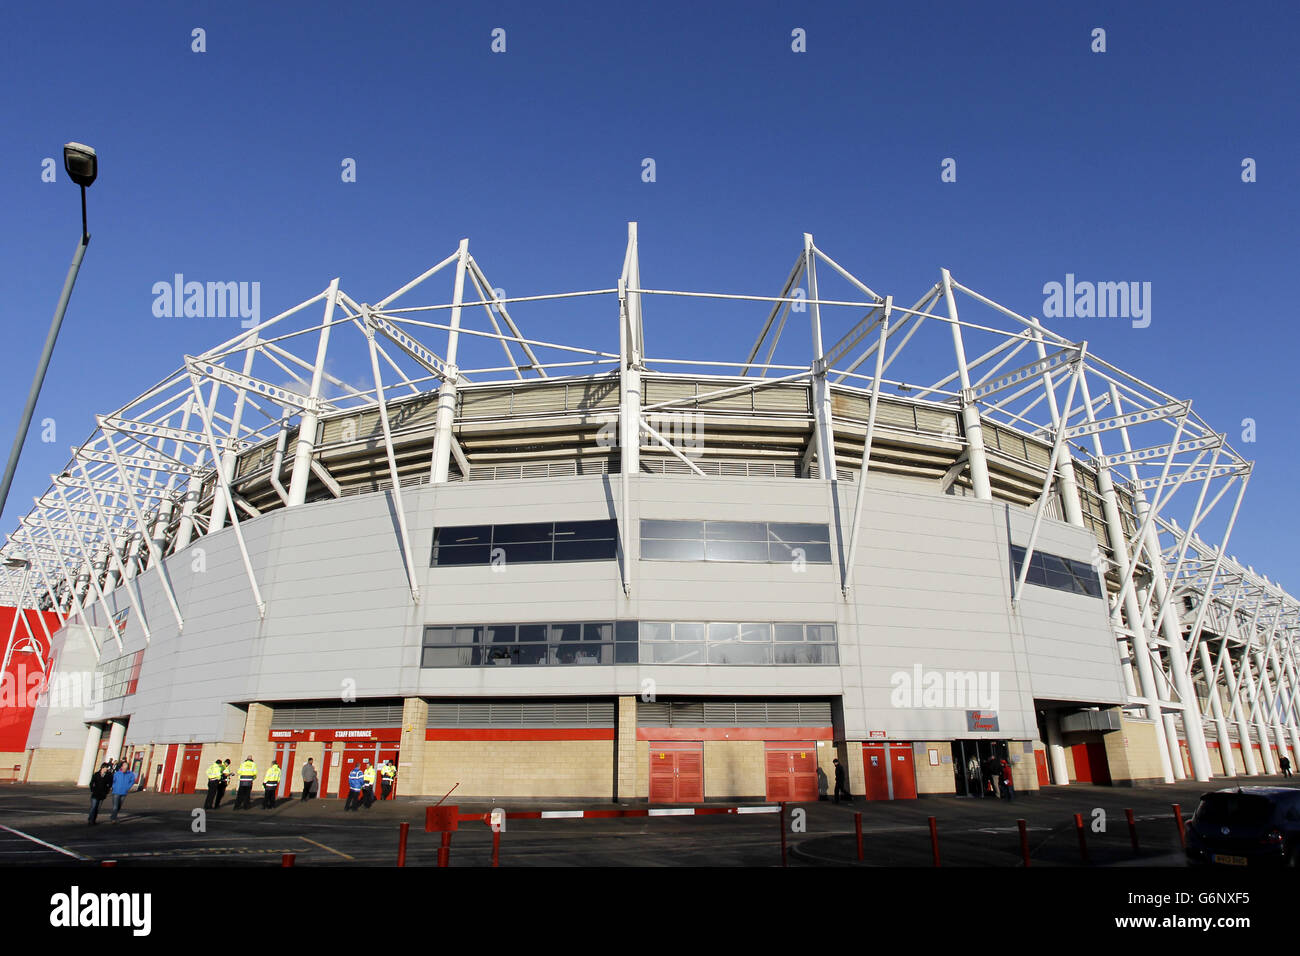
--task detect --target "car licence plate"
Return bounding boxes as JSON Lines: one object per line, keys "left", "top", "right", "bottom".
{"left": 1212, "top": 854, "right": 1248, "bottom": 866}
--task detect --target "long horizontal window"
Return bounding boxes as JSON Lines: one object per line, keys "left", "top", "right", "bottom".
{"left": 1010, "top": 546, "right": 1103, "bottom": 599}
{"left": 420, "top": 621, "right": 837, "bottom": 668}
{"left": 432, "top": 519, "right": 618, "bottom": 566}
{"left": 640, "top": 519, "right": 831, "bottom": 564}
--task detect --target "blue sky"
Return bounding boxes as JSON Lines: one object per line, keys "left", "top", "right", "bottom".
{"left": 2, "top": 1, "right": 1297, "bottom": 588}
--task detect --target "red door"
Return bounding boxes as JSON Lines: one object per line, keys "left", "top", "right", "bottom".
{"left": 1071, "top": 742, "right": 1092, "bottom": 783}
{"left": 862, "top": 743, "right": 889, "bottom": 800}
{"left": 648, "top": 742, "right": 703, "bottom": 803}
{"left": 1034, "top": 749, "right": 1049, "bottom": 787}
{"left": 764, "top": 743, "right": 818, "bottom": 802}
{"left": 160, "top": 744, "right": 179, "bottom": 793}
{"left": 337, "top": 745, "right": 379, "bottom": 798}
{"left": 888, "top": 743, "right": 917, "bottom": 799}
{"left": 1087, "top": 741, "right": 1111, "bottom": 785}
{"left": 176, "top": 745, "right": 203, "bottom": 794}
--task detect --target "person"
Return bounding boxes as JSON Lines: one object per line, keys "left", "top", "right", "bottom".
{"left": 344, "top": 762, "right": 363, "bottom": 811}
{"left": 88, "top": 762, "right": 113, "bottom": 824}
{"left": 216, "top": 758, "right": 232, "bottom": 808}
{"left": 1281, "top": 755, "right": 1293, "bottom": 778}
{"left": 832, "top": 758, "right": 852, "bottom": 803}
{"left": 380, "top": 760, "right": 395, "bottom": 800}
{"left": 262, "top": 761, "right": 281, "bottom": 809}
{"left": 109, "top": 760, "right": 137, "bottom": 822}
{"left": 361, "top": 760, "right": 377, "bottom": 808}
{"left": 233, "top": 755, "right": 257, "bottom": 810}
{"left": 203, "top": 758, "right": 224, "bottom": 809}
{"left": 983, "top": 756, "right": 1000, "bottom": 798}
{"left": 300, "top": 757, "right": 317, "bottom": 801}
{"left": 999, "top": 757, "right": 1015, "bottom": 801}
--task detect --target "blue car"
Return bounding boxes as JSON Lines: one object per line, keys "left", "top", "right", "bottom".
{"left": 1185, "top": 786, "right": 1300, "bottom": 867}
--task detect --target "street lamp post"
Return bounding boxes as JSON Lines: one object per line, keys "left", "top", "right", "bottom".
{"left": 0, "top": 143, "right": 98, "bottom": 520}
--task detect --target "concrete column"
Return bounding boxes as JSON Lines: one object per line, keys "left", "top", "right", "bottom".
{"left": 1044, "top": 711, "right": 1069, "bottom": 785}
{"left": 102, "top": 537, "right": 127, "bottom": 594}
{"left": 77, "top": 723, "right": 103, "bottom": 786}
{"left": 104, "top": 720, "right": 126, "bottom": 764}
{"left": 430, "top": 246, "right": 467, "bottom": 485}
{"left": 1199, "top": 640, "right": 1236, "bottom": 776}
{"left": 616, "top": 695, "right": 637, "bottom": 802}
{"left": 399, "top": 697, "right": 428, "bottom": 797}
{"left": 123, "top": 533, "right": 144, "bottom": 581}
{"left": 1256, "top": 647, "right": 1292, "bottom": 766}
{"left": 1278, "top": 648, "right": 1300, "bottom": 761}
{"left": 173, "top": 477, "right": 202, "bottom": 550}
{"left": 1222, "top": 651, "right": 1259, "bottom": 775}
{"left": 150, "top": 498, "right": 174, "bottom": 556}
{"left": 940, "top": 269, "right": 991, "bottom": 500}
{"left": 1241, "top": 655, "right": 1277, "bottom": 773}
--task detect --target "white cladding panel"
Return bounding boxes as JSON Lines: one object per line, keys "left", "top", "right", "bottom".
{"left": 31, "top": 474, "right": 1125, "bottom": 745}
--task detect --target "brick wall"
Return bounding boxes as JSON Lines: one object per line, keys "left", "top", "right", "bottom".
{"left": 913, "top": 741, "right": 952, "bottom": 795}
{"left": 25, "top": 747, "right": 81, "bottom": 783}
{"left": 1107, "top": 717, "right": 1164, "bottom": 784}
{"left": 399, "top": 697, "right": 428, "bottom": 795}
{"left": 420, "top": 739, "right": 614, "bottom": 798}
{"left": 702, "top": 740, "right": 765, "bottom": 799}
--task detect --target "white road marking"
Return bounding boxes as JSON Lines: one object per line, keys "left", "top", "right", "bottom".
{"left": 0, "top": 824, "right": 92, "bottom": 860}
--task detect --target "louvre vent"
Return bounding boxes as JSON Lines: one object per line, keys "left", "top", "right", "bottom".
{"left": 638, "top": 699, "right": 831, "bottom": 727}
{"left": 424, "top": 699, "right": 615, "bottom": 728}
{"left": 270, "top": 702, "right": 404, "bottom": 728}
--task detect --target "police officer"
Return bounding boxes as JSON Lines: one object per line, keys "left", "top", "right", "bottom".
{"left": 344, "top": 762, "right": 364, "bottom": 811}
{"left": 380, "top": 760, "right": 395, "bottom": 800}
{"left": 233, "top": 755, "right": 257, "bottom": 810}
{"left": 203, "top": 758, "right": 224, "bottom": 809}
{"left": 216, "top": 758, "right": 232, "bottom": 808}
{"left": 263, "top": 760, "right": 281, "bottom": 809}
{"left": 361, "top": 760, "right": 377, "bottom": 808}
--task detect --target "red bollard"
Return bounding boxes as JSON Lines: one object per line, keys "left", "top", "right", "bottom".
{"left": 1074, "top": 813, "right": 1089, "bottom": 865}
{"left": 437, "top": 831, "right": 452, "bottom": 867}
{"left": 1172, "top": 804, "right": 1185, "bottom": 847}
{"left": 779, "top": 802, "right": 788, "bottom": 868}
{"left": 281, "top": 853, "right": 295, "bottom": 867}
{"left": 397, "top": 822, "right": 409, "bottom": 867}
{"left": 1017, "top": 819, "right": 1030, "bottom": 867}
{"left": 492, "top": 828, "right": 501, "bottom": 868}
{"left": 1125, "top": 808, "right": 1139, "bottom": 852}
{"left": 854, "top": 812, "right": 863, "bottom": 861}
{"left": 928, "top": 816, "right": 941, "bottom": 867}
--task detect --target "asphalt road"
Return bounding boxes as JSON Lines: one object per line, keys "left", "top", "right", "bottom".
{"left": 0, "top": 777, "right": 1288, "bottom": 867}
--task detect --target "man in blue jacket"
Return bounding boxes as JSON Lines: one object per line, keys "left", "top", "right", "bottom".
{"left": 110, "top": 760, "right": 137, "bottom": 822}
{"left": 344, "top": 762, "right": 364, "bottom": 811}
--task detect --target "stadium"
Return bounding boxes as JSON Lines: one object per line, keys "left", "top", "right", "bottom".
{"left": 3, "top": 223, "right": 1298, "bottom": 805}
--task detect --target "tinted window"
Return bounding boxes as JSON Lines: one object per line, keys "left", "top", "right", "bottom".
{"left": 554, "top": 538, "right": 617, "bottom": 561}
{"left": 1195, "top": 793, "right": 1275, "bottom": 826}
{"left": 768, "top": 522, "right": 830, "bottom": 544}
{"left": 641, "top": 519, "right": 704, "bottom": 540}
{"left": 641, "top": 538, "right": 706, "bottom": 561}
{"left": 493, "top": 523, "right": 553, "bottom": 544}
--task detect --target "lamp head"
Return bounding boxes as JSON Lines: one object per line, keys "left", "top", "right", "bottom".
{"left": 63, "top": 143, "right": 97, "bottom": 188}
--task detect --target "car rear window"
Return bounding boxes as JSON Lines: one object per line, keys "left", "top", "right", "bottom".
{"left": 1195, "top": 793, "right": 1275, "bottom": 826}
